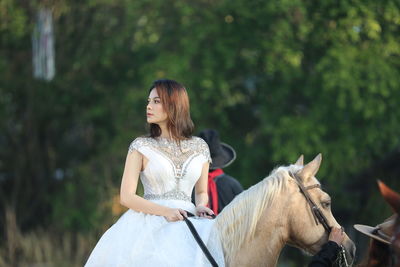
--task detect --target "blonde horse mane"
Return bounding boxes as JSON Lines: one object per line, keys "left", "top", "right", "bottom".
{"left": 215, "top": 164, "right": 303, "bottom": 263}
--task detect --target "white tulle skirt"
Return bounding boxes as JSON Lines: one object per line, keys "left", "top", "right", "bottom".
{"left": 85, "top": 199, "right": 225, "bottom": 267}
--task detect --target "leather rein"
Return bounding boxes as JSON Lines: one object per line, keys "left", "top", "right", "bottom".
{"left": 184, "top": 212, "right": 219, "bottom": 267}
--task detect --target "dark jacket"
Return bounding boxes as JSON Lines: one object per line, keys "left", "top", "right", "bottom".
{"left": 309, "top": 241, "right": 341, "bottom": 267}
{"left": 191, "top": 173, "right": 243, "bottom": 213}
{"left": 212, "top": 173, "right": 243, "bottom": 213}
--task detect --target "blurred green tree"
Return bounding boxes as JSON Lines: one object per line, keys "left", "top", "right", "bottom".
{"left": 0, "top": 0, "right": 399, "bottom": 264}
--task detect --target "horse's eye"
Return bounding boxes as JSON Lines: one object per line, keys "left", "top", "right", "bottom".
{"left": 322, "top": 202, "right": 331, "bottom": 209}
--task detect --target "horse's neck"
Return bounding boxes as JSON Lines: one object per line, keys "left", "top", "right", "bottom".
{"left": 216, "top": 203, "right": 288, "bottom": 266}
{"left": 230, "top": 207, "right": 288, "bottom": 267}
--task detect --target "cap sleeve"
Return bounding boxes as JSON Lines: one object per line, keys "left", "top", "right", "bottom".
{"left": 197, "top": 137, "right": 212, "bottom": 164}
{"left": 128, "top": 137, "right": 146, "bottom": 154}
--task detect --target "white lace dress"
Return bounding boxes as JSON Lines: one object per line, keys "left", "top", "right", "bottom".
{"left": 85, "top": 136, "right": 225, "bottom": 267}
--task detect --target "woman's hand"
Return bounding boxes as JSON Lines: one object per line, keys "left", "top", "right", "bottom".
{"left": 195, "top": 205, "right": 214, "bottom": 218}
{"left": 164, "top": 208, "right": 187, "bottom": 222}
{"left": 329, "top": 227, "right": 345, "bottom": 246}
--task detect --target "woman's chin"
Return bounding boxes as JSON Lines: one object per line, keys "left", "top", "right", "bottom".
{"left": 147, "top": 118, "right": 158, "bottom": 124}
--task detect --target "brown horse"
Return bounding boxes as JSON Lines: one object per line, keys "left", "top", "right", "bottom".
{"left": 378, "top": 181, "right": 400, "bottom": 267}
{"left": 214, "top": 154, "right": 356, "bottom": 267}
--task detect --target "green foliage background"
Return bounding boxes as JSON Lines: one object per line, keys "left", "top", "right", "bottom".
{"left": 0, "top": 0, "right": 399, "bottom": 265}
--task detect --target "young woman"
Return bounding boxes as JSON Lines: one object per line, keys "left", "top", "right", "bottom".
{"left": 85, "top": 79, "right": 225, "bottom": 266}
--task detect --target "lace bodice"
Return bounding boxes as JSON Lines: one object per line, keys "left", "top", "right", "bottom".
{"left": 129, "top": 136, "right": 211, "bottom": 202}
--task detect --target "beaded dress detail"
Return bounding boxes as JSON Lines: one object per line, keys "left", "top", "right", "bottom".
{"left": 129, "top": 137, "right": 211, "bottom": 203}
{"left": 85, "top": 136, "right": 225, "bottom": 267}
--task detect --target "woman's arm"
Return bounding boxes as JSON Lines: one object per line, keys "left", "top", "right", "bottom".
{"left": 119, "top": 150, "right": 186, "bottom": 220}
{"left": 194, "top": 162, "right": 210, "bottom": 207}
{"left": 194, "top": 162, "right": 214, "bottom": 217}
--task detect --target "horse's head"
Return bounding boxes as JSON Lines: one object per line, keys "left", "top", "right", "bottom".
{"left": 215, "top": 153, "right": 356, "bottom": 266}
{"left": 378, "top": 180, "right": 400, "bottom": 267}
{"left": 285, "top": 154, "right": 356, "bottom": 265}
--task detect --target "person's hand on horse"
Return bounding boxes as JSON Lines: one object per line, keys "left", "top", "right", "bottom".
{"left": 195, "top": 205, "right": 214, "bottom": 218}
{"left": 164, "top": 208, "right": 187, "bottom": 222}
{"left": 329, "top": 227, "right": 345, "bottom": 245}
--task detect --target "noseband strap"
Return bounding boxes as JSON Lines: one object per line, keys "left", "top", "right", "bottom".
{"left": 289, "top": 171, "right": 331, "bottom": 233}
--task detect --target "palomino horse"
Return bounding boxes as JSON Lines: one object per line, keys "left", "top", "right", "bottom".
{"left": 214, "top": 154, "right": 356, "bottom": 267}
{"left": 378, "top": 181, "right": 400, "bottom": 267}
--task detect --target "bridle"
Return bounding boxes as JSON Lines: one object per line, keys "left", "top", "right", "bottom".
{"left": 289, "top": 171, "right": 350, "bottom": 267}
{"left": 289, "top": 171, "right": 331, "bottom": 232}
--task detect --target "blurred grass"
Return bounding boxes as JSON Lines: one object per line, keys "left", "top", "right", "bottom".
{"left": 0, "top": 229, "right": 97, "bottom": 267}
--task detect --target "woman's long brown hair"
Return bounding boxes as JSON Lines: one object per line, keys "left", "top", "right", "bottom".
{"left": 148, "top": 79, "right": 194, "bottom": 140}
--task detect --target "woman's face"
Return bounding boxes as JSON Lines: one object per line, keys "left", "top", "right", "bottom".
{"left": 147, "top": 88, "right": 168, "bottom": 125}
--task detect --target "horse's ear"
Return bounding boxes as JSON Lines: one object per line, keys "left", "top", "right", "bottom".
{"left": 295, "top": 155, "right": 304, "bottom": 166}
{"left": 298, "top": 153, "right": 322, "bottom": 180}
{"left": 378, "top": 180, "right": 400, "bottom": 214}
